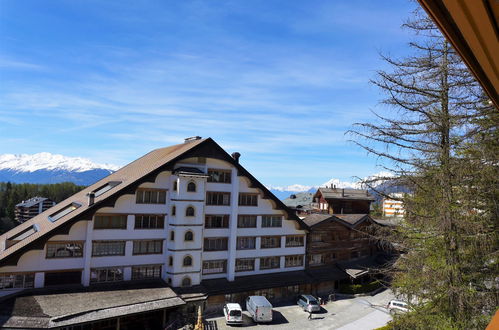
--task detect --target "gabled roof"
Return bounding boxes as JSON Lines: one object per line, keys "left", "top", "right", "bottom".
{"left": 303, "top": 213, "right": 375, "bottom": 229}
{"left": 0, "top": 138, "right": 306, "bottom": 266}
{"left": 314, "top": 188, "right": 375, "bottom": 201}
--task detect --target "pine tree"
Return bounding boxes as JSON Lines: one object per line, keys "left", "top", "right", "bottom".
{"left": 349, "top": 9, "right": 498, "bottom": 329}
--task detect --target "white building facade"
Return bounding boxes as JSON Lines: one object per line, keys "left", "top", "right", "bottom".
{"left": 0, "top": 138, "right": 307, "bottom": 293}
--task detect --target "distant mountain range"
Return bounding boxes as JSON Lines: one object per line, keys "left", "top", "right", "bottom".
{"left": 0, "top": 153, "right": 119, "bottom": 186}
{"left": 0, "top": 152, "right": 402, "bottom": 199}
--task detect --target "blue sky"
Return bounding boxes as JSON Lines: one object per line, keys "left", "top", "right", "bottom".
{"left": 0, "top": 0, "right": 418, "bottom": 187}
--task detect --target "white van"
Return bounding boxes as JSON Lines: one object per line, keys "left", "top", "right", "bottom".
{"left": 246, "top": 296, "right": 273, "bottom": 323}
{"left": 387, "top": 300, "right": 409, "bottom": 314}
{"left": 223, "top": 303, "right": 243, "bottom": 325}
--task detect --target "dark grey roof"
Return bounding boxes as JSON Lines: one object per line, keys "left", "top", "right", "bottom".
{"left": 334, "top": 214, "right": 371, "bottom": 226}
{"left": 317, "top": 188, "right": 375, "bottom": 201}
{"left": 302, "top": 214, "right": 334, "bottom": 227}
{"left": 282, "top": 192, "right": 314, "bottom": 208}
{"left": 337, "top": 254, "right": 395, "bottom": 279}
{"left": 372, "top": 218, "right": 401, "bottom": 227}
{"left": 0, "top": 281, "right": 184, "bottom": 328}
{"left": 15, "top": 197, "right": 50, "bottom": 208}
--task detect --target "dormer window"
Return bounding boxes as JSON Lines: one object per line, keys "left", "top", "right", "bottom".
{"left": 6, "top": 224, "right": 40, "bottom": 248}
{"left": 187, "top": 181, "right": 196, "bottom": 192}
{"left": 48, "top": 202, "right": 81, "bottom": 222}
{"left": 94, "top": 181, "right": 121, "bottom": 197}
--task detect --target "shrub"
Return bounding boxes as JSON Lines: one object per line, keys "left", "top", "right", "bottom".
{"left": 338, "top": 280, "right": 382, "bottom": 294}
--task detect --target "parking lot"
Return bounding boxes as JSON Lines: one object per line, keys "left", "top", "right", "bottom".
{"left": 206, "top": 289, "right": 395, "bottom": 330}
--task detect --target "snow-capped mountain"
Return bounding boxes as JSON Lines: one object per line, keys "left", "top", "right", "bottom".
{"left": 267, "top": 172, "right": 395, "bottom": 200}
{"left": 0, "top": 153, "right": 120, "bottom": 185}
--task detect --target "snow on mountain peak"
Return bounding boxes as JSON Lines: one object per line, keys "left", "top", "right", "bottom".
{"left": 0, "top": 152, "right": 120, "bottom": 173}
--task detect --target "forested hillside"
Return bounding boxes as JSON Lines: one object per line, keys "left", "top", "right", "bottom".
{"left": 0, "top": 182, "right": 86, "bottom": 234}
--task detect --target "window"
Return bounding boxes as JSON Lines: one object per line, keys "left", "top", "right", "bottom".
{"left": 206, "top": 192, "right": 231, "bottom": 205}
{"left": 93, "top": 181, "right": 121, "bottom": 197}
{"left": 134, "top": 214, "right": 164, "bottom": 229}
{"left": 173, "top": 181, "right": 178, "bottom": 191}
{"left": 237, "top": 215, "right": 257, "bottom": 228}
{"left": 171, "top": 206, "right": 176, "bottom": 216}
{"left": 238, "top": 193, "right": 258, "bottom": 206}
{"left": 48, "top": 202, "right": 81, "bottom": 222}
{"left": 131, "top": 265, "right": 161, "bottom": 280}
{"left": 170, "top": 231, "right": 175, "bottom": 241}
{"left": 261, "top": 236, "right": 281, "bottom": 249}
{"left": 236, "top": 236, "right": 256, "bottom": 250}
{"left": 311, "top": 233, "right": 323, "bottom": 242}
{"left": 90, "top": 267, "right": 124, "bottom": 283}
{"left": 184, "top": 231, "right": 194, "bottom": 241}
{"left": 46, "top": 242, "right": 83, "bottom": 258}
{"left": 204, "top": 237, "right": 228, "bottom": 251}
{"left": 183, "top": 255, "right": 193, "bottom": 266}
{"left": 182, "top": 277, "right": 191, "bottom": 287}
{"left": 202, "top": 259, "right": 227, "bottom": 274}
{"left": 94, "top": 214, "right": 127, "bottom": 229}
{"left": 260, "top": 256, "right": 280, "bottom": 269}
{"left": 133, "top": 240, "right": 163, "bottom": 255}
{"left": 92, "top": 241, "right": 126, "bottom": 256}
{"left": 205, "top": 215, "right": 229, "bottom": 228}
{"left": 285, "top": 235, "right": 304, "bottom": 247}
{"left": 262, "top": 215, "right": 282, "bottom": 227}
{"left": 169, "top": 256, "right": 173, "bottom": 266}
{"left": 309, "top": 254, "right": 325, "bottom": 266}
{"left": 136, "top": 189, "right": 166, "bottom": 204}
{"left": 0, "top": 273, "right": 35, "bottom": 290}
{"left": 185, "top": 206, "right": 195, "bottom": 217}
{"left": 207, "top": 169, "right": 231, "bottom": 183}
{"left": 187, "top": 181, "right": 196, "bottom": 192}
{"left": 285, "top": 255, "right": 303, "bottom": 268}
{"left": 235, "top": 258, "right": 255, "bottom": 272}
{"left": 6, "top": 224, "right": 39, "bottom": 247}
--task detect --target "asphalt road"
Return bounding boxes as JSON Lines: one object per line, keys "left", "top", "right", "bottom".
{"left": 206, "top": 289, "right": 395, "bottom": 330}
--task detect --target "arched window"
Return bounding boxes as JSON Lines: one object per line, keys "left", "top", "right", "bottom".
{"left": 185, "top": 206, "right": 195, "bottom": 217}
{"left": 182, "top": 276, "right": 191, "bottom": 287}
{"left": 171, "top": 205, "right": 176, "bottom": 216}
{"left": 184, "top": 231, "right": 194, "bottom": 241}
{"left": 183, "top": 255, "right": 192, "bottom": 267}
{"left": 187, "top": 181, "right": 196, "bottom": 192}
{"left": 173, "top": 181, "right": 178, "bottom": 191}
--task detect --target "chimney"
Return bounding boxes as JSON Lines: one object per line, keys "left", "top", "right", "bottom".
{"left": 87, "top": 192, "right": 95, "bottom": 206}
{"left": 184, "top": 136, "right": 202, "bottom": 143}
{"left": 231, "top": 152, "right": 241, "bottom": 163}
{"left": 342, "top": 188, "right": 345, "bottom": 197}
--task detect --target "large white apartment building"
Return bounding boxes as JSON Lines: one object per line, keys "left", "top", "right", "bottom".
{"left": 0, "top": 137, "right": 307, "bottom": 293}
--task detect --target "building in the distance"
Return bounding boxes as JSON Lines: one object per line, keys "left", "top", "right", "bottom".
{"left": 0, "top": 137, "right": 308, "bottom": 328}
{"left": 382, "top": 193, "right": 405, "bottom": 218}
{"left": 312, "top": 187, "right": 376, "bottom": 214}
{"left": 15, "top": 197, "right": 56, "bottom": 223}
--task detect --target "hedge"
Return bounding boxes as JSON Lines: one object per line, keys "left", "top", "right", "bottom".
{"left": 338, "top": 280, "right": 382, "bottom": 294}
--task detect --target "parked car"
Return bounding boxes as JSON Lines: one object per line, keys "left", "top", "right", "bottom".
{"left": 297, "top": 294, "right": 321, "bottom": 312}
{"left": 223, "top": 303, "right": 243, "bottom": 325}
{"left": 246, "top": 296, "right": 273, "bottom": 323}
{"left": 387, "top": 300, "right": 409, "bottom": 314}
